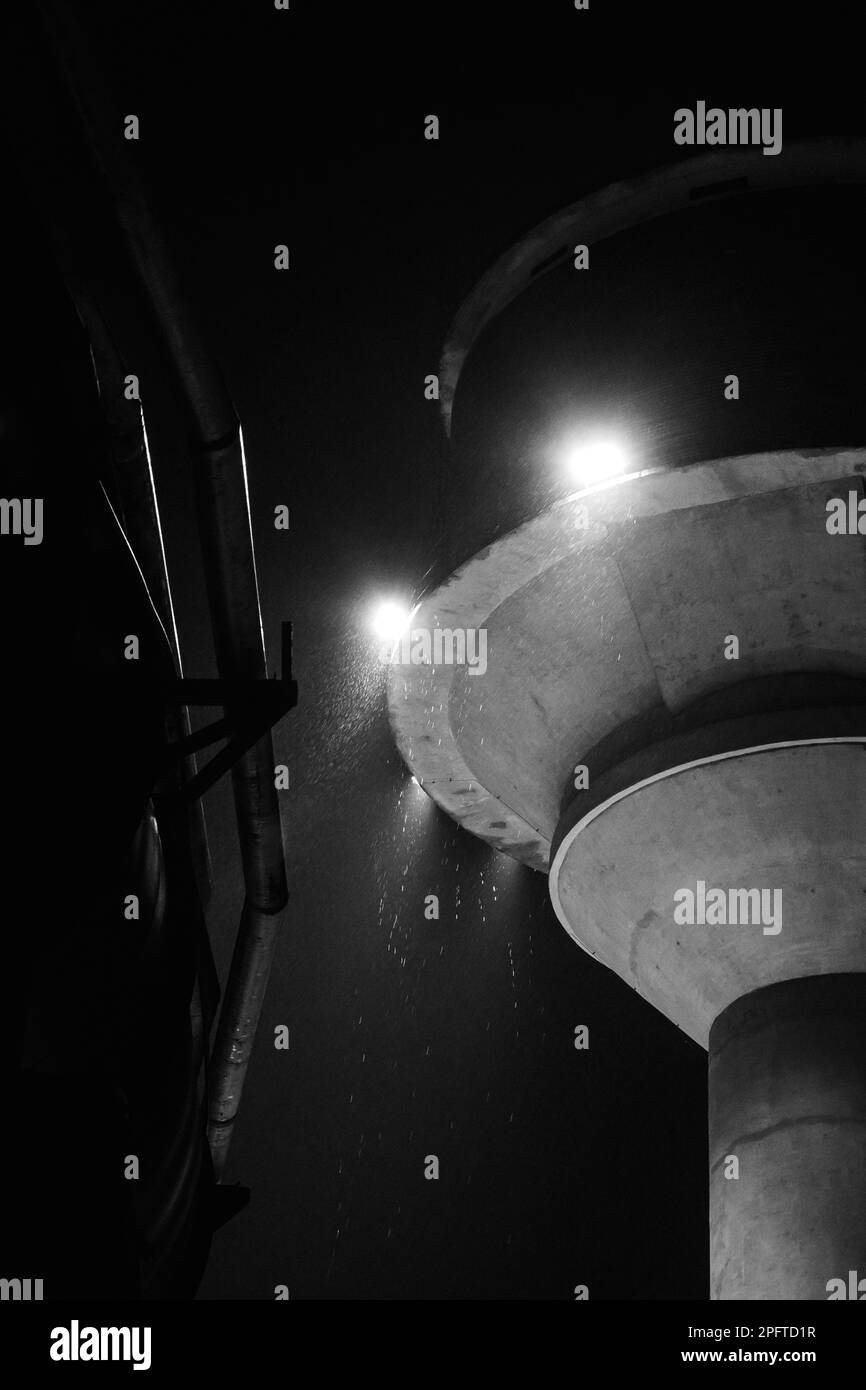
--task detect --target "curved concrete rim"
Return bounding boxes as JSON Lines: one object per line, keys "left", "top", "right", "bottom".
{"left": 386, "top": 446, "right": 866, "bottom": 870}
{"left": 548, "top": 736, "right": 866, "bottom": 960}
{"left": 439, "top": 137, "right": 866, "bottom": 435}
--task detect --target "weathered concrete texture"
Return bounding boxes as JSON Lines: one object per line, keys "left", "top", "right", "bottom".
{"left": 550, "top": 738, "right": 866, "bottom": 1046}
{"left": 387, "top": 451, "right": 866, "bottom": 869}
{"left": 709, "top": 975, "right": 866, "bottom": 1301}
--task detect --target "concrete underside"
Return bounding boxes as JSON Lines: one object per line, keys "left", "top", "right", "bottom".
{"left": 550, "top": 735, "right": 866, "bottom": 1047}
{"left": 387, "top": 448, "right": 866, "bottom": 874}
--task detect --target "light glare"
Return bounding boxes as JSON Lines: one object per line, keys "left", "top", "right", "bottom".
{"left": 372, "top": 601, "right": 412, "bottom": 643}
{"left": 567, "top": 440, "right": 629, "bottom": 487}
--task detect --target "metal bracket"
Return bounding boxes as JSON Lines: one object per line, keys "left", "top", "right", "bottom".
{"left": 161, "top": 621, "right": 298, "bottom": 803}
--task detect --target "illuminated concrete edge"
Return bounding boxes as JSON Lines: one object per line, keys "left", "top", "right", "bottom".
{"left": 385, "top": 447, "right": 866, "bottom": 872}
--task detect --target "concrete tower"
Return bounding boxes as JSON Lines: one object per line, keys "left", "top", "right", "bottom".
{"left": 388, "top": 140, "right": 866, "bottom": 1300}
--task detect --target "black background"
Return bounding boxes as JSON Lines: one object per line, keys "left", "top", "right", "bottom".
{"left": 9, "top": 2, "right": 863, "bottom": 1302}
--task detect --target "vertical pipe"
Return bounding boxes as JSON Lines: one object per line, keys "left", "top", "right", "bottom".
{"left": 37, "top": 0, "right": 290, "bottom": 1176}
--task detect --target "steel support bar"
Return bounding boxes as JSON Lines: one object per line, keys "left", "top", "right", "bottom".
{"left": 37, "top": 0, "right": 293, "bottom": 1178}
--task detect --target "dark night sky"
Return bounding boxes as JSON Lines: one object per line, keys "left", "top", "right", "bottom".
{"left": 32, "top": 4, "right": 861, "bottom": 1300}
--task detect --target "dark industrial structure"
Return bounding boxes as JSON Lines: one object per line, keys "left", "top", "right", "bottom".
{"left": 4, "top": 3, "right": 296, "bottom": 1298}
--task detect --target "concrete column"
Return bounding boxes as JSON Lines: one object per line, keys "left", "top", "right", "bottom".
{"left": 709, "top": 974, "right": 866, "bottom": 1300}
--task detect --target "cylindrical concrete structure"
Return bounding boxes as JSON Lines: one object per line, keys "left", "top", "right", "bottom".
{"left": 387, "top": 140, "right": 866, "bottom": 1299}
{"left": 709, "top": 975, "right": 866, "bottom": 1301}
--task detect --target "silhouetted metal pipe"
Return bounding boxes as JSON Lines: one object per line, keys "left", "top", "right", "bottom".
{"left": 37, "top": 0, "right": 289, "bottom": 1177}
{"left": 206, "top": 904, "right": 283, "bottom": 1164}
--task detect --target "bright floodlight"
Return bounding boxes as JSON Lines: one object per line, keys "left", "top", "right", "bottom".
{"left": 372, "top": 601, "right": 412, "bottom": 643}
{"left": 567, "top": 440, "right": 629, "bottom": 487}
